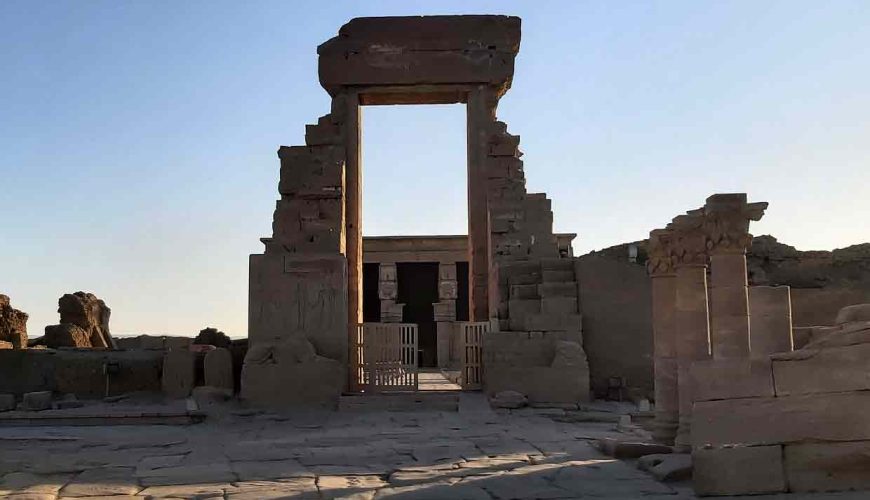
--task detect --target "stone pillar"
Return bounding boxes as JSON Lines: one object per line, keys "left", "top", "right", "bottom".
{"left": 703, "top": 194, "right": 768, "bottom": 359}
{"left": 378, "top": 263, "right": 404, "bottom": 323}
{"left": 435, "top": 263, "right": 458, "bottom": 367}
{"left": 343, "top": 92, "right": 363, "bottom": 333}
{"left": 749, "top": 286, "right": 793, "bottom": 357}
{"left": 467, "top": 86, "right": 496, "bottom": 321}
{"left": 670, "top": 212, "right": 712, "bottom": 450}
{"left": 648, "top": 229, "right": 679, "bottom": 445}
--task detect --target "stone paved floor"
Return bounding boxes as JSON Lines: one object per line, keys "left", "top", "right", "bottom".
{"left": 0, "top": 394, "right": 864, "bottom": 499}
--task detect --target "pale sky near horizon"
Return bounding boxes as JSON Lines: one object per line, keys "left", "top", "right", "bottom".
{"left": 2, "top": 1, "right": 869, "bottom": 337}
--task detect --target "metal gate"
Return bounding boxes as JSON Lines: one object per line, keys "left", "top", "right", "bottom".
{"left": 354, "top": 323, "right": 418, "bottom": 392}
{"left": 459, "top": 321, "right": 489, "bottom": 390}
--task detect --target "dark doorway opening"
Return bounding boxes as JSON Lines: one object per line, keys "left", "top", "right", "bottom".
{"left": 362, "top": 263, "right": 381, "bottom": 322}
{"left": 397, "top": 262, "right": 439, "bottom": 367}
{"left": 456, "top": 261, "right": 470, "bottom": 322}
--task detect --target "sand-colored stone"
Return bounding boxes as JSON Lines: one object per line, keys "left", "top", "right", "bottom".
{"left": 693, "top": 446, "right": 785, "bottom": 496}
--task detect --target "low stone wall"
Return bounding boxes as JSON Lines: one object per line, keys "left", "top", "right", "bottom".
{"left": 0, "top": 349, "right": 163, "bottom": 399}
{"left": 483, "top": 331, "right": 590, "bottom": 404}
{"left": 114, "top": 335, "right": 192, "bottom": 351}
{"left": 691, "top": 317, "right": 870, "bottom": 495}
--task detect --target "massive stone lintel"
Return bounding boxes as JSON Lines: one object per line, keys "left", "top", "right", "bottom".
{"left": 318, "top": 16, "right": 521, "bottom": 99}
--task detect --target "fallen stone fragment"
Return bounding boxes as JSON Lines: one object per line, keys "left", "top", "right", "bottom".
{"left": 490, "top": 390, "right": 527, "bottom": 409}
{"left": 594, "top": 438, "right": 672, "bottom": 459}
{"left": 22, "top": 391, "right": 53, "bottom": 411}
{"left": 637, "top": 453, "right": 692, "bottom": 482}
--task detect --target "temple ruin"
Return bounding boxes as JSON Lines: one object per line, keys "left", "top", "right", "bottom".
{"left": 2, "top": 14, "right": 870, "bottom": 498}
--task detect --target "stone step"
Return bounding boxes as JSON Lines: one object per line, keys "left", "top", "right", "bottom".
{"left": 339, "top": 391, "right": 459, "bottom": 412}
{"left": 540, "top": 258, "right": 574, "bottom": 271}
{"left": 523, "top": 313, "right": 583, "bottom": 332}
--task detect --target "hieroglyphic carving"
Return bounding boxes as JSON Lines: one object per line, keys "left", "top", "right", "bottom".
{"left": 703, "top": 194, "right": 768, "bottom": 254}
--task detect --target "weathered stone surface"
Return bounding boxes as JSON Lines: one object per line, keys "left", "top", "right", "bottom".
{"left": 60, "top": 466, "right": 141, "bottom": 497}
{"left": 318, "top": 16, "right": 521, "bottom": 97}
{"left": 785, "top": 440, "right": 870, "bottom": 493}
{"left": 693, "top": 391, "right": 870, "bottom": 447}
{"left": 835, "top": 303, "right": 870, "bottom": 325}
{"left": 594, "top": 438, "right": 672, "bottom": 459}
{"left": 51, "top": 292, "right": 113, "bottom": 348}
{"left": 44, "top": 323, "right": 91, "bottom": 348}
{"left": 749, "top": 285, "right": 794, "bottom": 357}
{"left": 194, "top": 327, "right": 232, "bottom": 348}
{"left": 772, "top": 341, "right": 870, "bottom": 396}
{"left": 550, "top": 341, "right": 586, "bottom": 369}
{"left": 693, "top": 446, "right": 785, "bottom": 496}
{"left": 204, "top": 347, "right": 234, "bottom": 391}
{"left": 490, "top": 390, "right": 527, "bottom": 409}
{"left": 637, "top": 453, "right": 692, "bottom": 482}
{"left": 0, "top": 294, "right": 28, "bottom": 349}
{"left": 22, "top": 391, "right": 52, "bottom": 411}
{"left": 161, "top": 349, "right": 195, "bottom": 399}
{"left": 690, "top": 358, "right": 774, "bottom": 402}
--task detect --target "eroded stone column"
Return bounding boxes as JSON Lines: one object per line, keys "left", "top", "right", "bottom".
{"left": 703, "top": 194, "right": 767, "bottom": 359}
{"left": 749, "top": 285, "right": 793, "bottom": 357}
{"left": 671, "top": 212, "right": 712, "bottom": 450}
{"left": 648, "top": 229, "right": 679, "bottom": 445}
{"left": 467, "top": 86, "right": 496, "bottom": 321}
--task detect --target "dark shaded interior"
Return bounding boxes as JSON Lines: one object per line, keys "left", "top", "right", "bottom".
{"left": 362, "top": 263, "right": 381, "bottom": 322}
{"left": 397, "top": 262, "right": 439, "bottom": 367}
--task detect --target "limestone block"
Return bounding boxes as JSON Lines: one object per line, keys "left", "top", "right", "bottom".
{"left": 541, "top": 297, "right": 577, "bottom": 315}
{"left": 693, "top": 391, "right": 870, "bottom": 448}
{"left": 835, "top": 303, "right": 870, "bottom": 325}
{"left": 693, "top": 446, "right": 785, "bottom": 496}
{"left": 507, "top": 299, "right": 540, "bottom": 331}
{"left": 690, "top": 358, "right": 774, "bottom": 402}
{"left": 304, "top": 114, "right": 343, "bottom": 146}
{"left": 524, "top": 313, "right": 582, "bottom": 332}
{"left": 204, "top": 348, "right": 234, "bottom": 391}
{"left": 161, "top": 349, "right": 195, "bottom": 399}
{"left": 0, "top": 294, "right": 28, "bottom": 349}
{"left": 277, "top": 145, "right": 344, "bottom": 199}
{"left": 785, "top": 441, "right": 870, "bottom": 493}
{"left": 380, "top": 301, "right": 405, "bottom": 323}
{"left": 0, "top": 393, "right": 16, "bottom": 411}
{"left": 44, "top": 323, "right": 92, "bottom": 348}
{"left": 433, "top": 301, "right": 456, "bottom": 322}
{"left": 439, "top": 263, "right": 457, "bottom": 281}
{"left": 509, "top": 284, "right": 538, "bottom": 300}
{"left": 490, "top": 390, "right": 527, "bottom": 409}
{"left": 241, "top": 345, "right": 344, "bottom": 408}
{"left": 272, "top": 198, "right": 344, "bottom": 254}
{"left": 772, "top": 342, "right": 870, "bottom": 396}
{"left": 749, "top": 286, "right": 793, "bottom": 357}
{"left": 378, "top": 281, "right": 398, "bottom": 300}
{"left": 436, "top": 322, "right": 454, "bottom": 368}
{"left": 538, "top": 282, "right": 578, "bottom": 298}
{"left": 249, "top": 254, "right": 348, "bottom": 364}
{"left": 22, "top": 390, "right": 52, "bottom": 411}
{"left": 379, "top": 263, "right": 397, "bottom": 282}
{"left": 485, "top": 365, "right": 589, "bottom": 404}
{"left": 486, "top": 156, "right": 524, "bottom": 180}
{"left": 551, "top": 341, "right": 587, "bottom": 369}
{"left": 595, "top": 439, "right": 672, "bottom": 459}
{"left": 438, "top": 280, "right": 458, "bottom": 300}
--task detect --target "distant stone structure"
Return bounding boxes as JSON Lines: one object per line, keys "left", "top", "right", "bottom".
{"left": 0, "top": 294, "right": 28, "bottom": 349}
{"left": 44, "top": 292, "right": 114, "bottom": 349}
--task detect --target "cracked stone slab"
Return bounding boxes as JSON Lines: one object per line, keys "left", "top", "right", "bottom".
{"left": 59, "top": 466, "right": 141, "bottom": 497}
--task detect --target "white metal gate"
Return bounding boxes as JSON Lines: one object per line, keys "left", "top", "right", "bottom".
{"left": 459, "top": 321, "right": 489, "bottom": 390}
{"left": 355, "top": 323, "right": 418, "bottom": 392}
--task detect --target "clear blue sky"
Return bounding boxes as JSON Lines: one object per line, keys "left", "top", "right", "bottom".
{"left": 2, "top": 1, "right": 868, "bottom": 337}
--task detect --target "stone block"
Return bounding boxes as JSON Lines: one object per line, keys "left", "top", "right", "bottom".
{"left": 204, "top": 348, "right": 234, "bottom": 391}
{"left": 485, "top": 365, "right": 589, "bottom": 404}
{"left": 378, "top": 281, "right": 398, "bottom": 300}
{"left": 772, "top": 342, "right": 870, "bottom": 396}
{"left": 44, "top": 323, "right": 92, "bottom": 348}
{"left": 22, "top": 390, "right": 52, "bottom": 411}
{"left": 835, "top": 303, "right": 870, "bottom": 325}
{"left": 750, "top": 286, "right": 793, "bottom": 357}
{"left": 436, "top": 322, "right": 455, "bottom": 368}
{"left": 53, "top": 350, "right": 163, "bottom": 398}
{"left": 161, "top": 349, "right": 195, "bottom": 399}
{"left": 693, "top": 391, "right": 870, "bottom": 448}
{"left": 380, "top": 300, "right": 405, "bottom": 323}
{"left": 785, "top": 441, "right": 870, "bottom": 493}
{"left": 379, "top": 263, "right": 397, "bottom": 282}
{"left": 690, "top": 358, "right": 774, "bottom": 402}
{"left": 277, "top": 145, "right": 344, "bottom": 199}
{"left": 433, "top": 301, "right": 456, "bottom": 322}
{"left": 249, "top": 253, "right": 348, "bottom": 364}
{"left": 0, "top": 393, "right": 15, "bottom": 411}
{"left": 510, "top": 284, "right": 538, "bottom": 300}
{"left": 538, "top": 282, "right": 578, "bottom": 298}
{"left": 541, "top": 297, "right": 577, "bottom": 315}
{"left": 693, "top": 446, "right": 786, "bottom": 496}
{"left": 241, "top": 347, "right": 344, "bottom": 408}
{"left": 438, "top": 263, "right": 457, "bottom": 280}
{"left": 524, "top": 313, "right": 582, "bottom": 332}
{"left": 271, "top": 198, "right": 344, "bottom": 254}
{"left": 438, "top": 280, "right": 458, "bottom": 300}
{"left": 0, "top": 294, "right": 28, "bottom": 349}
